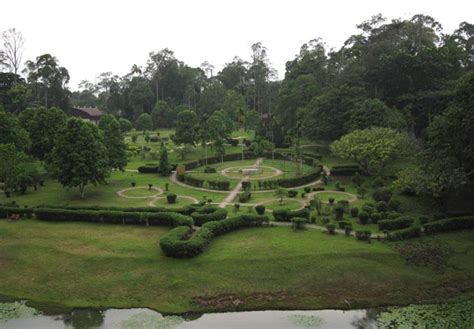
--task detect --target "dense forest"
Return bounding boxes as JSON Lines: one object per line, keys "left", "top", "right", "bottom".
{"left": 1, "top": 14, "right": 473, "bottom": 211}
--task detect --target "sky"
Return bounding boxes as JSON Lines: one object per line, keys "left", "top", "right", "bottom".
{"left": 1, "top": 0, "right": 473, "bottom": 90}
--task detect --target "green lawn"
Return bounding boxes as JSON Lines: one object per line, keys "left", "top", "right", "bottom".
{"left": 0, "top": 220, "right": 472, "bottom": 313}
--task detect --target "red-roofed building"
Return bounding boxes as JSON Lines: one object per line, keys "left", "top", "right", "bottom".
{"left": 70, "top": 107, "right": 104, "bottom": 124}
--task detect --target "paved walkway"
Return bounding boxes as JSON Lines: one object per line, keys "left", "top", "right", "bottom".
{"left": 217, "top": 158, "right": 263, "bottom": 208}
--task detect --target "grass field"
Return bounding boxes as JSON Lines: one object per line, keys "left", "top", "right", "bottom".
{"left": 0, "top": 220, "right": 472, "bottom": 313}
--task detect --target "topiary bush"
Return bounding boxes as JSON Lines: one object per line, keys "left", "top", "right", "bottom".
{"left": 388, "top": 199, "right": 401, "bottom": 212}
{"left": 255, "top": 205, "right": 266, "bottom": 215}
{"left": 338, "top": 221, "right": 350, "bottom": 229}
{"left": 370, "top": 212, "right": 382, "bottom": 224}
{"left": 291, "top": 217, "right": 307, "bottom": 230}
{"left": 204, "top": 166, "right": 217, "bottom": 173}
{"left": 358, "top": 211, "right": 369, "bottom": 225}
{"left": 376, "top": 201, "right": 388, "bottom": 213}
{"left": 372, "top": 188, "right": 392, "bottom": 203}
{"left": 238, "top": 191, "right": 252, "bottom": 203}
{"left": 273, "top": 208, "right": 310, "bottom": 222}
{"left": 166, "top": 193, "right": 177, "bottom": 204}
{"left": 350, "top": 207, "right": 359, "bottom": 218}
{"left": 334, "top": 205, "right": 345, "bottom": 221}
{"left": 326, "top": 224, "right": 336, "bottom": 234}
{"left": 344, "top": 224, "right": 353, "bottom": 236}
{"left": 191, "top": 206, "right": 228, "bottom": 226}
{"left": 288, "top": 190, "right": 298, "bottom": 198}
{"left": 355, "top": 230, "right": 372, "bottom": 241}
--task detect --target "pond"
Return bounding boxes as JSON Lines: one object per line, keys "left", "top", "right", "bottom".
{"left": 1, "top": 299, "right": 472, "bottom": 328}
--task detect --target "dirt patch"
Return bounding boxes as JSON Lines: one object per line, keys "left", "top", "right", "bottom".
{"left": 193, "top": 292, "right": 293, "bottom": 309}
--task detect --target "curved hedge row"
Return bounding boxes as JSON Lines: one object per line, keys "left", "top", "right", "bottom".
{"left": 386, "top": 226, "right": 421, "bottom": 241}
{"left": 159, "top": 214, "right": 269, "bottom": 258}
{"left": 0, "top": 206, "right": 34, "bottom": 218}
{"left": 259, "top": 168, "right": 322, "bottom": 189}
{"left": 191, "top": 206, "right": 228, "bottom": 226}
{"left": 423, "top": 216, "right": 474, "bottom": 234}
{"left": 35, "top": 208, "right": 193, "bottom": 227}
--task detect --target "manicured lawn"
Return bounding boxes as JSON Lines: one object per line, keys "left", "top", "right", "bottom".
{"left": 0, "top": 220, "right": 472, "bottom": 313}
{"left": 313, "top": 191, "right": 355, "bottom": 202}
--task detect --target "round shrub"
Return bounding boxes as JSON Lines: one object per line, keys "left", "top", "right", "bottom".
{"left": 372, "top": 188, "right": 392, "bottom": 203}
{"left": 304, "top": 187, "right": 311, "bottom": 193}
{"left": 376, "top": 201, "right": 388, "bottom": 213}
{"left": 288, "top": 190, "right": 298, "bottom": 198}
{"left": 166, "top": 193, "right": 177, "bottom": 204}
{"left": 328, "top": 197, "right": 335, "bottom": 204}
{"left": 326, "top": 224, "right": 336, "bottom": 235}
{"left": 361, "top": 202, "right": 375, "bottom": 215}
{"left": 291, "top": 217, "right": 307, "bottom": 230}
{"left": 370, "top": 212, "right": 381, "bottom": 224}
{"left": 358, "top": 211, "right": 369, "bottom": 225}
{"left": 334, "top": 205, "right": 345, "bottom": 221}
{"left": 255, "top": 205, "right": 266, "bottom": 215}
{"left": 350, "top": 207, "right": 359, "bottom": 218}
{"left": 388, "top": 199, "right": 401, "bottom": 212}
{"left": 204, "top": 166, "right": 217, "bottom": 173}
{"left": 233, "top": 203, "right": 240, "bottom": 212}
{"left": 344, "top": 224, "right": 353, "bottom": 236}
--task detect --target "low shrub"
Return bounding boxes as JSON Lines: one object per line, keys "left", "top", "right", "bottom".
{"left": 328, "top": 197, "right": 335, "bottom": 204}
{"left": 166, "top": 193, "right": 177, "bottom": 204}
{"left": 137, "top": 164, "right": 159, "bottom": 173}
{"left": 291, "top": 217, "right": 307, "bottom": 230}
{"left": 386, "top": 211, "right": 402, "bottom": 220}
{"left": 350, "top": 207, "right": 359, "bottom": 218}
{"left": 233, "top": 203, "right": 240, "bottom": 212}
{"left": 358, "top": 211, "right": 369, "bottom": 225}
{"left": 255, "top": 205, "right": 266, "bottom": 215}
{"left": 313, "top": 187, "right": 325, "bottom": 191}
{"left": 204, "top": 166, "right": 217, "bottom": 173}
{"left": 288, "top": 190, "right": 298, "bottom": 198}
{"left": 304, "top": 187, "right": 311, "bottom": 193}
{"left": 372, "top": 188, "right": 392, "bottom": 203}
{"left": 334, "top": 205, "right": 345, "bottom": 221}
{"left": 376, "top": 201, "right": 388, "bottom": 213}
{"left": 388, "top": 199, "right": 401, "bottom": 212}
{"left": 241, "top": 181, "right": 252, "bottom": 190}
{"left": 370, "top": 212, "right": 382, "bottom": 224}
{"left": 378, "top": 216, "right": 414, "bottom": 231}
{"left": 423, "top": 216, "right": 474, "bottom": 234}
{"left": 355, "top": 230, "right": 372, "bottom": 241}
{"left": 206, "top": 180, "right": 230, "bottom": 191}
{"left": 338, "top": 221, "right": 350, "bottom": 229}
{"left": 326, "top": 224, "right": 336, "bottom": 234}
{"left": 159, "top": 214, "right": 269, "bottom": 258}
{"left": 229, "top": 138, "right": 239, "bottom": 147}
{"left": 0, "top": 206, "right": 34, "bottom": 219}
{"left": 273, "top": 208, "right": 310, "bottom": 222}
{"left": 419, "top": 216, "right": 430, "bottom": 225}
{"left": 344, "top": 224, "right": 353, "bottom": 236}
{"left": 386, "top": 226, "right": 421, "bottom": 241}
{"left": 238, "top": 191, "right": 252, "bottom": 203}
{"left": 330, "top": 165, "right": 360, "bottom": 176}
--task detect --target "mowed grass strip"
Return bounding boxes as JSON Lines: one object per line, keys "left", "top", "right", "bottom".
{"left": 0, "top": 220, "right": 472, "bottom": 313}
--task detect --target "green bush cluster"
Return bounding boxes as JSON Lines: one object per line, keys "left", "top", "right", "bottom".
{"left": 378, "top": 216, "right": 414, "bottom": 231}
{"left": 291, "top": 217, "right": 307, "bottom": 230}
{"left": 35, "top": 204, "right": 199, "bottom": 216}
{"left": 423, "top": 216, "right": 474, "bottom": 234}
{"left": 273, "top": 208, "right": 310, "bottom": 222}
{"left": 166, "top": 193, "right": 177, "bottom": 204}
{"left": 287, "top": 190, "right": 298, "bottom": 197}
{"left": 255, "top": 205, "right": 266, "bottom": 215}
{"left": 239, "top": 191, "right": 252, "bottom": 203}
{"left": 191, "top": 206, "right": 228, "bottom": 226}
{"left": 204, "top": 166, "right": 217, "bottom": 173}
{"left": 159, "top": 214, "right": 269, "bottom": 258}
{"left": 0, "top": 205, "right": 34, "bottom": 218}
{"left": 206, "top": 180, "right": 230, "bottom": 190}
{"left": 137, "top": 163, "right": 159, "bottom": 173}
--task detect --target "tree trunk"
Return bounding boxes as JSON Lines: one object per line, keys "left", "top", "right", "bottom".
{"left": 155, "top": 80, "right": 159, "bottom": 102}
{"left": 79, "top": 184, "right": 86, "bottom": 199}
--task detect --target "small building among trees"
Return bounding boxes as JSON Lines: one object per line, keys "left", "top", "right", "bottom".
{"left": 70, "top": 107, "right": 104, "bottom": 124}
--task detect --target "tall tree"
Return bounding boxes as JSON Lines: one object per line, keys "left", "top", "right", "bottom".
{"left": 102, "top": 117, "right": 127, "bottom": 171}
{"left": 47, "top": 118, "right": 110, "bottom": 198}
{"left": 1, "top": 28, "right": 25, "bottom": 80}
{"left": 0, "top": 111, "right": 31, "bottom": 152}
{"left": 174, "top": 110, "right": 197, "bottom": 145}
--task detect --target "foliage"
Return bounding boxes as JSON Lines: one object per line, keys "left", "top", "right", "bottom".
{"left": 174, "top": 110, "right": 197, "bottom": 145}
{"left": 158, "top": 143, "right": 171, "bottom": 176}
{"left": 0, "top": 111, "right": 31, "bottom": 152}
{"left": 378, "top": 217, "right": 415, "bottom": 231}
{"left": 166, "top": 193, "right": 177, "bottom": 204}
{"left": 102, "top": 117, "right": 127, "bottom": 170}
{"left": 423, "top": 216, "right": 474, "bottom": 234}
{"left": 255, "top": 205, "right": 265, "bottom": 215}
{"left": 135, "top": 113, "right": 153, "bottom": 131}
{"left": 46, "top": 118, "right": 110, "bottom": 198}
{"left": 291, "top": 217, "right": 307, "bottom": 230}
{"left": 118, "top": 118, "right": 132, "bottom": 133}
{"left": 0, "top": 301, "right": 41, "bottom": 321}
{"left": 331, "top": 127, "right": 408, "bottom": 175}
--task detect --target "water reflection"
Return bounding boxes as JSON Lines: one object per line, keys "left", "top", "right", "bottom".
{"left": 63, "top": 309, "right": 105, "bottom": 329}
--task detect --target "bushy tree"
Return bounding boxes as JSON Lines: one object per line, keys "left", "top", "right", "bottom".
{"left": 47, "top": 118, "right": 110, "bottom": 198}
{"left": 331, "top": 127, "right": 408, "bottom": 175}
{"left": 174, "top": 110, "right": 197, "bottom": 145}
{"left": 118, "top": 118, "right": 132, "bottom": 133}
{"left": 0, "top": 143, "right": 27, "bottom": 197}
{"left": 102, "top": 117, "right": 127, "bottom": 170}
{"left": 98, "top": 114, "right": 116, "bottom": 130}
{"left": 0, "top": 111, "right": 31, "bottom": 152}
{"left": 158, "top": 142, "right": 171, "bottom": 176}
{"left": 18, "top": 106, "right": 67, "bottom": 160}
{"left": 135, "top": 113, "right": 153, "bottom": 131}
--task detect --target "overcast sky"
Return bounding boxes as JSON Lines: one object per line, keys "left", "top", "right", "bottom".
{"left": 1, "top": 0, "right": 473, "bottom": 90}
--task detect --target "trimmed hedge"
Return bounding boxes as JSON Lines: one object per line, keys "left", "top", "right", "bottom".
{"left": 378, "top": 216, "right": 414, "bottom": 231}
{"left": 355, "top": 230, "right": 372, "bottom": 241}
{"left": 330, "top": 165, "right": 360, "bottom": 176}
{"left": 386, "top": 226, "right": 421, "bottom": 241}
{"left": 159, "top": 214, "right": 269, "bottom": 258}
{"left": 35, "top": 204, "right": 199, "bottom": 216}
{"left": 423, "top": 216, "right": 474, "bottom": 234}
{"left": 191, "top": 206, "right": 228, "bottom": 226}
{"left": 273, "top": 208, "right": 310, "bottom": 222}
{"left": 137, "top": 164, "right": 159, "bottom": 173}
{"left": 0, "top": 206, "right": 35, "bottom": 218}
{"left": 34, "top": 208, "right": 193, "bottom": 227}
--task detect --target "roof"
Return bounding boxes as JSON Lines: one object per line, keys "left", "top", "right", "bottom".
{"left": 73, "top": 107, "right": 104, "bottom": 117}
